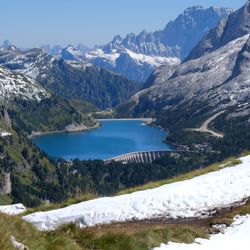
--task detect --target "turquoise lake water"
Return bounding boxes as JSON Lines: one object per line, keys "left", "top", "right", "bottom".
{"left": 32, "top": 119, "right": 172, "bottom": 160}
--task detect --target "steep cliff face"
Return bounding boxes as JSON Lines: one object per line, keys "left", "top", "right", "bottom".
{"left": 89, "top": 6, "right": 232, "bottom": 82}
{"left": 117, "top": 1, "right": 250, "bottom": 135}
{"left": 186, "top": 1, "right": 250, "bottom": 61}
{"left": 101, "top": 6, "right": 232, "bottom": 59}
{"left": 44, "top": 6, "right": 231, "bottom": 82}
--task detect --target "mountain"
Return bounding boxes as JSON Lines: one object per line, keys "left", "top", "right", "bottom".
{"left": 2, "top": 40, "right": 11, "bottom": 48}
{"left": 0, "top": 66, "right": 49, "bottom": 102}
{"left": 85, "top": 48, "right": 179, "bottom": 83}
{"left": 40, "top": 44, "right": 63, "bottom": 56}
{"left": 0, "top": 64, "right": 97, "bottom": 206}
{"left": 61, "top": 45, "right": 86, "bottom": 61}
{"left": 0, "top": 46, "right": 141, "bottom": 109}
{"left": 101, "top": 6, "right": 232, "bottom": 59}
{"left": 58, "top": 6, "right": 231, "bottom": 82}
{"left": 0, "top": 64, "right": 95, "bottom": 133}
{"left": 1, "top": 7, "right": 232, "bottom": 83}
{"left": 117, "top": 1, "right": 250, "bottom": 155}
{"left": 40, "top": 43, "right": 90, "bottom": 57}
{"left": 186, "top": 2, "right": 250, "bottom": 61}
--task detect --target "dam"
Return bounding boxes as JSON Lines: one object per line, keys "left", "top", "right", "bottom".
{"left": 105, "top": 150, "right": 171, "bottom": 164}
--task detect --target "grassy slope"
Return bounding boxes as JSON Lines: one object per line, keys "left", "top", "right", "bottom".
{"left": 117, "top": 157, "right": 242, "bottom": 195}
{"left": 8, "top": 96, "right": 96, "bottom": 134}
{"left": 0, "top": 211, "right": 207, "bottom": 250}
{"left": 0, "top": 155, "right": 247, "bottom": 250}
{"left": 0, "top": 128, "right": 58, "bottom": 206}
{"left": 2, "top": 198, "right": 250, "bottom": 250}
{"left": 24, "top": 156, "right": 242, "bottom": 214}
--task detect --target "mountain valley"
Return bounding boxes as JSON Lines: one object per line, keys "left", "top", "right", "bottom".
{"left": 1, "top": 1, "right": 250, "bottom": 249}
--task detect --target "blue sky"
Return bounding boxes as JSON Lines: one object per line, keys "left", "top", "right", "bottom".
{"left": 0, "top": 0, "right": 246, "bottom": 48}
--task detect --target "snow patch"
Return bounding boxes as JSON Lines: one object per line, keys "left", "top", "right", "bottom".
{"left": 23, "top": 155, "right": 250, "bottom": 231}
{"left": 154, "top": 215, "right": 250, "bottom": 250}
{"left": 11, "top": 236, "right": 26, "bottom": 250}
{"left": 0, "top": 67, "right": 49, "bottom": 102}
{"left": 0, "top": 204, "right": 26, "bottom": 215}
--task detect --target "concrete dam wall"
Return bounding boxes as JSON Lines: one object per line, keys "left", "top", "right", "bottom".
{"left": 105, "top": 150, "right": 171, "bottom": 164}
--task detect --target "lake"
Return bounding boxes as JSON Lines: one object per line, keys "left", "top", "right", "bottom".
{"left": 32, "top": 119, "right": 172, "bottom": 160}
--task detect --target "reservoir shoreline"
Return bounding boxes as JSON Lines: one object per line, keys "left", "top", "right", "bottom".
{"left": 29, "top": 118, "right": 155, "bottom": 138}
{"left": 29, "top": 122, "right": 100, "bottom": 139}
{"left": 31, "top": 119, "right": 171, "bottom": 160}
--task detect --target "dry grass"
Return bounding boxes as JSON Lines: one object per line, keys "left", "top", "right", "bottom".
{"left": 0, "top": 155, "right": 247, "bottom": 249}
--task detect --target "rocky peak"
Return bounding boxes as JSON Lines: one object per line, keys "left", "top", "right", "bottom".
{"left": 112, "top": 35, "right": 123, "bottom": 43}
{"left": 2, "top": 40, "right": 11, "bottom": 48}
{"left": 185, "top": 1, "right": 250, "bottom": 61}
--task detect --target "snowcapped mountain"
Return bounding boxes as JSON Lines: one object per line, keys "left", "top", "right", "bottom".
{"left": 85, "top": 48, "right": 180, "bottom": 83}
{"left": 2, "top": 40, "right": 11, "bottom": 48}
{"left": 0, "top": 46, "right": 140, "bottom": 108}
{"left": 41, "top": 43, "right": 90, "bottom": 57}
{"left": 101, "top": 6, "right": 232, "bottom": 59}
{"left": 40, "top": 44, "right": 63, "bottom": 56}
{"left": 61, "top": 45, "right": 86, "bottom": 61}
{"left": 54, "top": 6, "right": 232, "bottom": 82}
{"left": 118, "top": 1, "right": 250, "bottom": 130}
{"left": 0, "top": 6, "right": 232, "bottom": 83}
{"left": 0, "top": 66, "right": 49, "bottom": 103}
{"left": 186, "top": 2, "right": 250, "bottom": 61}
{"left": 0, "top": 46, "right": 54, "bottom": 79}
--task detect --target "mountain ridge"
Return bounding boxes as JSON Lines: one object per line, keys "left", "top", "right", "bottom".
{"left": 0, "top": 46, "right": 140, "bottom": 109}
{"left": 34, "top": 6, "right": 232, "bottom": 82}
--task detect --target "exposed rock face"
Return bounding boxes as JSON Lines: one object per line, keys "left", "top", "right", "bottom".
{"left": 128, "top": 35, "right": 250, "bottom": 114}
{"left": 38, "top": 6, "right": 231, "bottom": 82}
{"left": 186, "top": 1, "right": 250, "bottom": 61}
{"left": 0, "top": 47, "right": 140, "bottom": 108}
{"left": 70, "top": 6, "right": 231, "bottom": 82}
{"left": 102, "top": 6, "right": 232, "bottom": 59}
{"left": 1, "top": 172, "right": 12, "bottom": 195}
{"left": 119, "top": 2, "right": 250, "bottom": 126}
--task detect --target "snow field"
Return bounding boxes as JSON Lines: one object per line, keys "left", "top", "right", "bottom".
{"left": 23, "top": 155, "right": 250, "bottom": 231}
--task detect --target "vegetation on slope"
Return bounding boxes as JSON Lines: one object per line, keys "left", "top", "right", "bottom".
{"left": 7, "top": 96, "right": 95, "bottom": 134}
{"left": 37, "top": 60, "right": 142, "bottom": 109}
{"left": 2, "top": 201, "right": 249, "bottom": 250}
{"left": 117, "top": 157, "right": 242, "bottom": 195}
{"left": 0, "top": 210, "right": 208, "bottom": 250}
{"left": 1, "top": 155, "right": 249, "bottom": 250}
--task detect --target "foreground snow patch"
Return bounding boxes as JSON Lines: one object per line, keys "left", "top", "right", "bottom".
{"left": 11, "top": 236, "right": 26, "bottom": 250}
{"left": 0, "top": 204, "right": 26, "bottom": 215}
{"left": 23, "top": 156, "right": 250, "bottom": 231}
{"left": 154, "top": 215, "right": 250, "bottom": 250}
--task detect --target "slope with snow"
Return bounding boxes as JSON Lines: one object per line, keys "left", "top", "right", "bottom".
{"left": 86, "top": 48, "right": 180, "bottom": 82}
{"left": 23, "top": 155, "right": 250, "bottom": 231}
{"left": 101, "top": 6, "right": 232, "bottom": 59}
{"left": 51, "top": 6, "right": 231, "bottom": 82}
{"left": 0, "top": 204, "right": 26, "bottom": 215}
{"left": 154, "top": 215, "right": 250, "bottom": 250}
{"left": 123, "top": 33, "right": 250, "bottom": 123}
{"left": 0, "top": 46, "right": 141, "bottom": 108}
{"left": 0, "top": 66, "right": 50, "bottom": 102}
{"left": 124, "top": 1, "right": 250, "bottom": 124}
